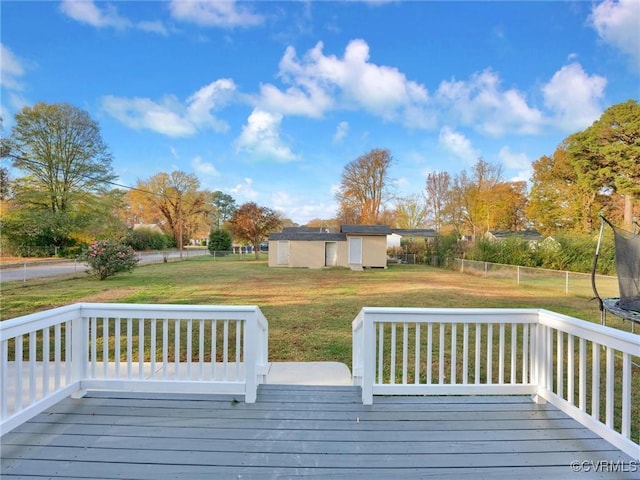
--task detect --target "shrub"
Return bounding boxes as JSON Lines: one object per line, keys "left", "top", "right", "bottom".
{"left": 208, "top": 228, "right": 232, "bottom": 254}
{"left": 82, "top": 240, "right": 139, "bottom": 280}
{"left": 125, "top": 228, "right": 169, "bottom": 251}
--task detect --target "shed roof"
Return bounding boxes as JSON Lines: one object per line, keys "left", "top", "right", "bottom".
{"left": 269, "top": 232, "right": 346, "bottom": 241}
{"left": 340, "top": 225, "right": 392, "bottom": 235}
{"left": 392, "top": 228, "right": 439, "bottom": 238}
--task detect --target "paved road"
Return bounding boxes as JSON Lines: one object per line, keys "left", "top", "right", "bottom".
{"left": 0, "top": 249, "right": 209, "bottom": 283}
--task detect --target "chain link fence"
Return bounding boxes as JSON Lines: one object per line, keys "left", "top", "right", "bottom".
{"left": 438, "top": 257, "right": 619, "bottom": 298}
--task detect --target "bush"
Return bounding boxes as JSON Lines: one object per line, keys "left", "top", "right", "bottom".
{"left": 208, "top": 228, "right": 232, "bottom": 254}
{"left": 125, "top": 228, "right": 169, "bottom": 251}
{"left": 82, "top": 240, "right": 139, "bottom": 280}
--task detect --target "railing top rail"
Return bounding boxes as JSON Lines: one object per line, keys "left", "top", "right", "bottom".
{"left": 357, "top": 307, "right": 540, "bottom": 324}
{"left": 538, "top": 309, "right": 640, "bottom": 354}
{"left": 0, "top": 303, "right": 81, "bottom": 339}
{"left": 1, "top": 303, "right": 266, "bottom": 340}
{"left": 79, "top": 303, "right": 262, "bottom": 319}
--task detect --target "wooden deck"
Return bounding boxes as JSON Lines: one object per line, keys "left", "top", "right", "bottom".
{"left": 1, "top": 385, "right": 637, "bottom": 479}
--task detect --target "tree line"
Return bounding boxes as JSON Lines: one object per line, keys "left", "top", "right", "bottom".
{"left": 1, "top": 100, "right": 638, "bottom": 264}
{"left": 331, "top": 100, "right": 639, "bottom": 237}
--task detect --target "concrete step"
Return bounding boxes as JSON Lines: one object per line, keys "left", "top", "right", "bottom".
{"left": 266, "top": 362, "right": 352, "bottom": 386}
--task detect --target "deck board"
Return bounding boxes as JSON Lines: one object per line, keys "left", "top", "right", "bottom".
{"left": 1, "top": 385, "right": 637, "bottom": 479}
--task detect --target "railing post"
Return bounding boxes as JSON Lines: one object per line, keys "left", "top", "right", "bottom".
{"left": 244, "top": 312, "right": 257, "bottom": 403}
{"left": 361, "top": 310, "right": 375, "bottom": 405}
{"left": 533, "top": 318, "right": 547, "bottom": 404}
{"left": 70, "top": 311, "right": 88, "bottom": 398}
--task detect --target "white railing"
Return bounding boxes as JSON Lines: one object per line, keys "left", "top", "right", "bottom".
{"left": 1, "top": 303, "right": 269, "bottom": 434}
{"left": 352, "top": 307, "right": 639, "bottom": 459}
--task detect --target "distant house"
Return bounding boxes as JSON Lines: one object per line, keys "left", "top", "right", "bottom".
{"left": 484, "top": 230, "right": 544, "bottom": 243}
{"left": 391, "top": 228, "right": 440, "bottom": 247}
{"left": 268, "top": 225, "right": 391, "bottom": 270}
{"left": 133, "top": 223, "right": 164, "bottom": 234}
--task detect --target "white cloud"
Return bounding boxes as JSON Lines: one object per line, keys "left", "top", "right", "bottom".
{"left": 169, "top": 0, "right": 263, "bottom": 28}
{"left": 498, "top": 146, "right": 529, "bottom": 170}
{"left": 230, "top": 177, "right": 259, "bottom": 200}
{"left": 186, "top": 79, "right": 236, "bottom": 132}
{"left": 498, "top": 146, "right": 532, "bottom": 183}
{"left": 542, "top": 62, "right": 606, "bottom": 132}
{"left": 137, "top": 20, "right": 169, "bottom": 36}
{"left": 256, "top": 82, "right": 332, "bottom": 118}
{"left": 235, "top": 109, "right": 298, "bottom": 162}
{"left": 590, "top": 0, "right": 640, "bottom": 68}
{"left": 438, "top": 126, "right": 480, "bottom": 164}
{"left": 1, "top": 44, "right": 31, "bottom": 125}
{"left": 192, "top": 156, "right": 220, "bottom": 176}
{"left": 60, "top": 1, "right": 169, "bottom": 34}
{"left": 1, "top": 44, "right": 26, "bottom": 91}
{"left": 436, "top": 69, "right": 544, "bottom": 136}
{"left": 270, "top": 190, "right": 337, "bottom": 224}
{"left": 333, "top": 121, "right": 349, "bottom": 143}
{"left": 59, "top": 0, "right": 131, "bottom": 29}
{"left": 102, "top": 79, "right": 236, "bottom": 137}
{"left": 258, "top": 40, "right": 431, "bottom": 127}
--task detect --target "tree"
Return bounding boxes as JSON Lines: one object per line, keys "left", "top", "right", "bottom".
{"left": 227, "top": 202, "right": 282, "bottom": 259}
{"left": 128, "top": 171, "right": 211, "bottom": 248}
{"left": 526, "top": 146, "right": 608, "bottom": 235}
{"left": 490, "top": 181, "right": 528, "bottom": 231}
{"left": 394, "top": 194, "right": 427, "bottom": 229}
{"left": 0, "top": 166, "right": 11, "bottom": 201}
{"left": 5, "top": 102, "right": 115, "bottom": 213}
{"left": 1, "top": 103, "right": 118, "bottom": 251}
{"left": 424, "top": 171, "right": 450, "bottom": 232}
{"left": 567, "top": 99, "right": 640, "bottom": 229}
{"left": 449, "top": 159, "right": 503, "bottom": 239}
{"left": 335, "top": 148, "right": 394, "bottom": 224}
{"left": 210, "top": 191, "right": 237, "bottom": 229}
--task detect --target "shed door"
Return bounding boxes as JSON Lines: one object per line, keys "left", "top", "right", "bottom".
{"left": 277, "top": 240, "right": 289, "bottom": 265}
{"left": 325, "top": 242, "right": 338, "bottom": 267}
{"left": 348, "top": 237, "right": 362, "bottom": 264}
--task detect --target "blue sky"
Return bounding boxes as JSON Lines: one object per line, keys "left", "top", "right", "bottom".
{"left": 2, "top": 1, "right": 639, "bottom": 224}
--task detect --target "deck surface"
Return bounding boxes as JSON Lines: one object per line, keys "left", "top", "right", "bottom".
{"left": 1, "top": 385, "right": 637, "bottom": 479}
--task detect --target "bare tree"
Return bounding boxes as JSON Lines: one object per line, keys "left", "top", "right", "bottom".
{"left": 335, "top": 148, "right": 394, "bottom": 224}
{"left": 7, "top": 102, "right": 115, "bottom": 213}
{"left": 394, "top": 194, "right": 427, "bottom": 229}
{"left": 424, "top": 171, "right": 450, "bottom": 232}
{"left": 129, "top": 171, "right": 210, "bottom": 249}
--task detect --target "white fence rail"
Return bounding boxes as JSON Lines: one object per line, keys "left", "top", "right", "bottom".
{"left": 0, "top": 303, "right": 269, "bottom": 434}
{"left": 352, "top": 307, "right": 639, "bottom": 459}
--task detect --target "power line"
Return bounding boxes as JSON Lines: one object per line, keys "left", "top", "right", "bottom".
{"left": 3, "top": 151, "right": 166, "bottom": 198}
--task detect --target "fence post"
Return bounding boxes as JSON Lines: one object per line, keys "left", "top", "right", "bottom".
{"left": 565, "top": 271, "right": 569, "bottom": 295}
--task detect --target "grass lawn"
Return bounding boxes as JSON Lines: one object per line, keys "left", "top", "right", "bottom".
{"left": 2, "top": 257, "right": 638, "bottom": 441}
{"left": 1, "top": 256, "right": 632, "bottom": 363}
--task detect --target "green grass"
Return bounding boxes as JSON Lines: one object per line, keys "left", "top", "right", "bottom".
{"left": 2, "top": 257, "right": 638, "bottom": 441}
{"left": 2, "top": 257, "right": 633, "bottom": 362}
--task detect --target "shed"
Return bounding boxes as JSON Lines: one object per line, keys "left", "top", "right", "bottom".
{"left": 268, "top": 225, "right": 391, "bottom": 270}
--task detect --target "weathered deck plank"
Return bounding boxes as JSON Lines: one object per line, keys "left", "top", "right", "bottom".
{"left": 1, "top": 385, "right": 637, "bottom": 479}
